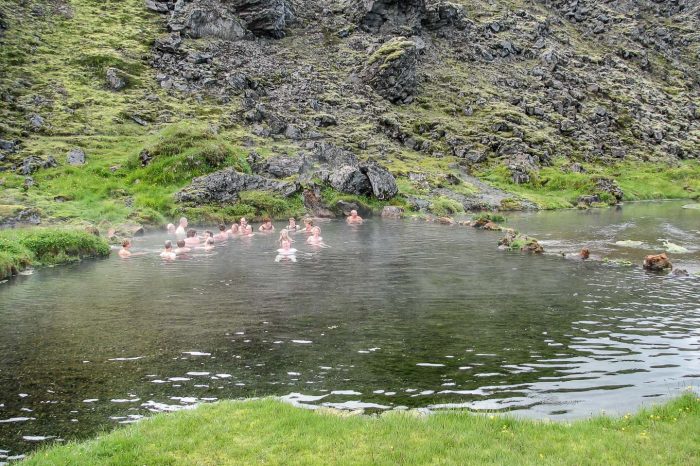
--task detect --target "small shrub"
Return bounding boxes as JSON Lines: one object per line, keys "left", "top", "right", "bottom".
{"left": 429, "top": 196, "right": 463, "bottom": 217}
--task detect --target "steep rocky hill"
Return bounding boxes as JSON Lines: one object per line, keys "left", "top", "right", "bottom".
{"left": 0, "top": 0, "right": 699, "bottom": 227}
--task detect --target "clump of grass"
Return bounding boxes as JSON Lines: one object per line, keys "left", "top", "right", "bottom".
{"left": 429, "top": 196, "right": 463, "bottom": 217}
{"left": 24, "top": 393, "right": 700, "bottom": 465}
{"left": 0, "top": 228, "right": 110, "bottom": 279}
{"left": 473, "top": 212, "right": 507, "bottom": 224}
{"left": 238, "top": 191, "right": 305, "bottom": 219}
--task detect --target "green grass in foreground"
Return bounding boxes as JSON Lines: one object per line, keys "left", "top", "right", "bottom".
{"left": 0, "top": 228, "right": 110, "bottom": 279}
{"left": 26, "top": 393, "right": 700, "bottom": 465}
{"left": 479, "top": 159, "right": 700, "bottom": 209}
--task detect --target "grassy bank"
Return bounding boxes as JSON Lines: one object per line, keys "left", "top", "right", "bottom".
{"left": 26, "top": 393, "right": 700, "bottom": 465}
{"left": 0, "top": 228, "right": 110, "bottom": 279}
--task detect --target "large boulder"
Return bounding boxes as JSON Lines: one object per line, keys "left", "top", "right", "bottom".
{"left": 362, "top": 162, "right": 398, "bottom": 200}
{"left": 361, "top": 37, "right": 418, "bottom": 104}
{"left": 348, "top": 0, "right": 465, "bottom": 33}
{"left": 329, "top": 165, "right": 372, "bottom": 196}
{"left": 593, "top": 177, "right": 624, "bottom": 204}
{"left": 106, "top": 67, "right": 127, "bottom": 91}
{"left": 168, "top": 0, "right": 293, "bottom": 40}
{"left": 248, "top": 152, "right": 310, "bottom": 178}
{"left": 67, "top": 148, "right": 86, "bottom": 165}
{"left": 176, "top": 168, "right": 298, "bottom": 204}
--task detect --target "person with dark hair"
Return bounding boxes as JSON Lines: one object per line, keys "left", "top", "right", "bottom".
{"left": 184, "top": 229, "right": 200, "bottom": 247}
{"left": 174, "top": 239, "right": 191, "bottom": 255}
{"left": 259, "top": 217, "right": 275, "bottom": 232}
{"left": 215, "top": 225, "right": 228, "bottom": 241}
{"left": 118, "top": 239, "right": 132, "bottom": 258}
{"left": 160, "top": 240, "right": 176, "bottom": 259}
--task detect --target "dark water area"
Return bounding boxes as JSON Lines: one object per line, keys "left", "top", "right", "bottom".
{"left": 1, "top": 201, "right": 699, "bottom": 458}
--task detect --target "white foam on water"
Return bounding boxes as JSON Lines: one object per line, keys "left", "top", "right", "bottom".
{"left": 108, "top": 356, "right": 145, "bottom": 361}
{"left": 281, "top": 393, "right": 328, "bottom": 403}
{"left": 291, "top": 340, "right": 313, "bottom": 344}
{"left": 0, "top": 417, "right": 35, "bottom": 423}
{"left": 111, "top": 398, "right": 140, "bottom": 403}
{"left": 182, "top": 351, "right": 211, "bottom": 356}
{"left": 215, "top": 373, "right": 232, "bottom": 378}
{"left": 151, "top": 380, "right": 168, "bottom": 384}
{"left": 330, "top": 390, "right": 362, "bottom": 395}
{"left": 82, "top": 399, "right": 98, "bottom": 403}
{"left": 287, "top": 372, "right": 301, "bottom": 376}
{"left": 322, "top": 401, "right": 391, "bottom": 410}
{"left": 171, "top": 397, "right": 198, "bottom": 404}
{"left": 614, "top": 240, "right": 643, "bottom": 247}
{"left": 416, "top": 363, "right": 445, "bottom": 367}
{"left": 682, "top": 203, "right": 700, "bottom": 210}
{"left": 142, "top": 401, "right": 198, "bottom": 413}
{"left": 185, "top": 372, "right": 210, "bottom": 376}
{"left": 22, "top": 436, "right": 54, "bottom": 442}
{"left": 168, "top": 377, "right": 191, "bottom": 382}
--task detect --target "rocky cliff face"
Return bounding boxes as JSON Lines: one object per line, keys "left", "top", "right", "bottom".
{"left": 0, "top": 0, "right": 698, "bottom": 222}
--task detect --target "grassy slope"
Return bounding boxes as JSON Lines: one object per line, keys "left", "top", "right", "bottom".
{"left": 26, "top": 394, "right": 700, "bottom": 465}
{"left": 0, "top": 0, "right": 699, "bottom": 227}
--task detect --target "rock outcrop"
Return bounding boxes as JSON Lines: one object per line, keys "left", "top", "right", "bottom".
{"left": 176, "top": 168, "right": 299, "bottom": 204}
{"left": 361, "top": 37, "right": 418, "bottom": 104}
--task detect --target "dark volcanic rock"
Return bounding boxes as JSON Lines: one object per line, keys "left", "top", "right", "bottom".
{"left": 169, "top": 0, "right": 292, "bottom": 40}
{"left": 594, "top": 177, "right": 624, "bottom": 203}
{"left": 350, "top": 0, "right": 465, "bottom": 33}
{"left": 19, "top": 155, "right": 57, "bottom": 175}
{"left": 362, "top": 37, "right": 418, "bottom": 104}
{"left": 248, "top": 152, "right": 309, "bottom": 178}
{"left": 362, "top": 162, "right": 398, "bottom": 200}
{"left": 329, "top": 165, "right": 372, "bottom": 196}
{"left": 176, "top": 168, "right": 299, "bottom": 204}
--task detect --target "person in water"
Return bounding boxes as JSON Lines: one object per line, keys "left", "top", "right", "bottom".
{"left": 118, "top": 239, "right": 132, "bottom": 258}
{"left": 239, "top": 217, "right": 249, "bottom": 231}
{"left": 306, "top": 226, "right": 324, "bottom": 245}
{"left": 302, "top": 218, "right": 314, "bottom": 233}
{"left": 166, "top": 223, "right": 176, "bottom": 234}
{"left": 287, "top": 217, "right": 299, "bottom": 231}
{"left": 278, "top": 228, "right": 294, "bottom": 246}
{"left": 160, "top": 240, "right": 176, "bottom": 259}
{"left": 346, "top": 209, "right": 363, "bottom": 224}
{"left": 242, "top": 225, "right": 254, "bottom": 237}
{"left": 175, "top": 217, "right": 188, "bottom": 236}
{"left": 203, "top": 237, "right": 215, "bottom": 251}
{"left": 174, "top": 239, "right": 191, "bottom": 255}
{"left": 227, "top": 223, "right": 239, "bottom": 236}
{"left": 184, "top": 229, "right": 200, "bottom": 247}
{"left": 275, "top": 238, "right": 297, "bottom": 262}
{"left": 259, "top": 217, "right": 275, "bottom": 232}
{"left": 215, "top": 225, "right": 229, "bottom": 241}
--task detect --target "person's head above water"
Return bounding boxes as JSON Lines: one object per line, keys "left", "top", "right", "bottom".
{"left": 122, "top": 239, "right": 131, "bottom": 248}
{"left": 312, "top": 226, "right": 321, "bottom": 236}
{"left": 205, "top": 230, "right": 213, "bottom": 238}
{"left": 281, "top": 238, "right": 291, "bottom": 249}
{"left": 350, "top": 210, "right": 358, "bottom": 217}
{"left": 164, "top": 240, "right": 172, "bottom": 250}
{"left": 289, "top": 217, "right": 296, "bottom": 226}
{"left": 177, "top": 239, "right": 185, "bottom": 248}
{"left": 219, "top": 224, "right": 226, "bottom": 232}
{"left": 240, "top": 217, "right": 248, "bottom": 226}
{"left": 187, "top": 229, "right": 197, "bottom": 238}
{"left": 166, "top": 223, "right": 175, "bottom": 233}
{"left": 245, "top": 225, "right": 253, "bottom": 234}
{"left": 580, "top": 248, "right": 590, "bottom": 259}
{"left": 179, "top": 217, "right": 188, "bottom": 227}
{"left": 230, "top": 223, "right": 239, "bottom": 232}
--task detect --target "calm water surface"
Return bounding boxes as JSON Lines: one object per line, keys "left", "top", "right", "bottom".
{"left": 0, "top": 201, "right": 699, "bottom": 458}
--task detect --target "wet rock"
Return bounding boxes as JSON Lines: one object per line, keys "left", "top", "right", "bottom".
{"left": 302, "top": 187, "right": 335, "bottom": 218}
{"left": 362, "top": 37, "right": 417, "bottom": 104}
{"left": 67, "top": 148, "right": 86, "bottom": 166}
{"left": 671, "top": 268, "right": 689, "bottom": 277}
{"left": 381, "top": 205, "right": 403, "bottom": 218}
{"left": 482, "top": 221, "right": 502, "bottom": 231}
{"left": 176, "top": 168, "right": 299, "bottom": 204}
{"left": 105, "top": 67, "right": 127, "bottom": 91}
{"left": 643, "top": 253, "right": 672, "bottom": 272}
{"left": 577, "top": 194, "right": 600, "bottom": 207}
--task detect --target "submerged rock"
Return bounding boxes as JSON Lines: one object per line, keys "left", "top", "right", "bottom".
{"left": 643, "top": 253, "right": 672, "bottom": 272}
{"left": 176, "top": 168, "right": 298, "bottom": 204}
